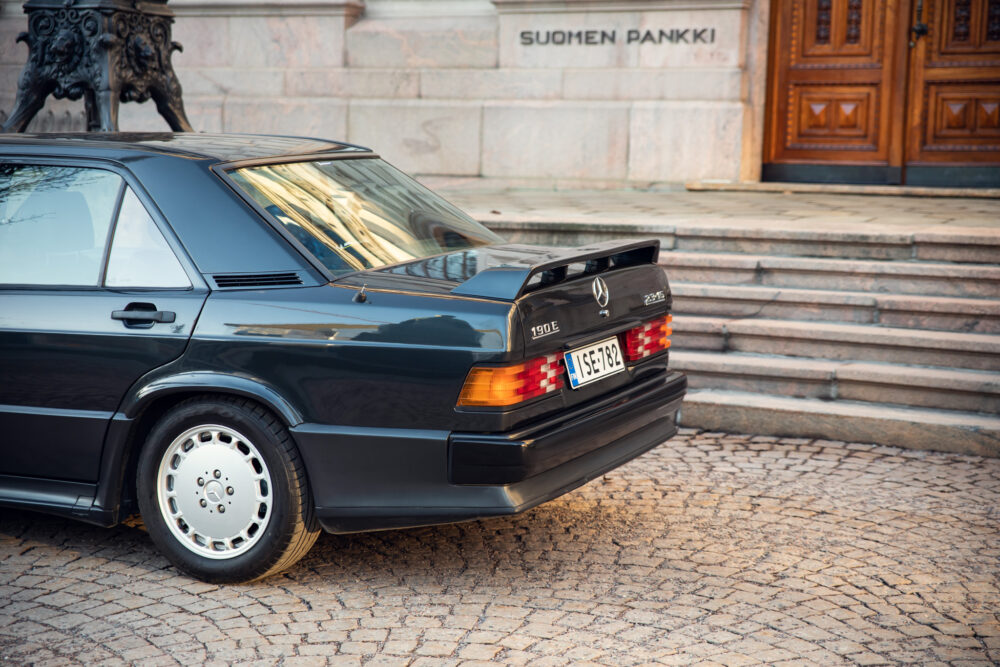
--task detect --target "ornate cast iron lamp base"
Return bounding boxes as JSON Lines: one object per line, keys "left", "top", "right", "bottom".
{"left": 3, "top": 0, "right": 193, "bottom": 133}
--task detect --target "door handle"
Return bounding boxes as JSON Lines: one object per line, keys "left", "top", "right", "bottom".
{"left": 111, "top": 303, "right": 176, "bottom": 328}
{"left": 910, "top": 0, "right": 928, "bottom": 46}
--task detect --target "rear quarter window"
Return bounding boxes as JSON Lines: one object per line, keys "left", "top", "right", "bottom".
{"left": 105, "top": 187, "right": 191, "bottom": 288}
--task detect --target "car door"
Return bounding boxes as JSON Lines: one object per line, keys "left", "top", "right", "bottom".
{"left": 0, "top": 160, "right": 208, "bottom": 482}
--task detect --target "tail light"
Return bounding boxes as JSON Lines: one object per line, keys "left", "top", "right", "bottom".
{"left": 458, "top": 353, "right": 564, "bottom": 407}
{"left": 622, "top": 315, "right": 671, "bottom": 361}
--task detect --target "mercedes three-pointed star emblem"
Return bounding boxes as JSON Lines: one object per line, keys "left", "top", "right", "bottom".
{"left": 592, "top": 276, "right": 610, "bottom": 308}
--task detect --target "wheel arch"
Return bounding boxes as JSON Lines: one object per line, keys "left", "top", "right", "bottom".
{"left": 124, "top": 372, "right": 304, "bottom": 426}
{"left": 93, "top": 373, "right": 304, "bottom": 524}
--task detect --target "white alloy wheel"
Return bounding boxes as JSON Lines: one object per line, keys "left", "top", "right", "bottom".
{"left": 157, "top": 423, "right": 273, "bottom": 559}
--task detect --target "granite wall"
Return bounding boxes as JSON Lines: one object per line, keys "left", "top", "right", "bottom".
{"left": 0, "top": 0, "right": 768, "bottom": 186}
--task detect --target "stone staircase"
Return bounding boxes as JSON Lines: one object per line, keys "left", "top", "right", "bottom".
{"left": 486, "top": 218, "right": 1000, "bottom": 457}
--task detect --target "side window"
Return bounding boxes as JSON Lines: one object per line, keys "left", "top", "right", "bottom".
{"left": 0, "top": 164, "right": 122, "bottom": 286}
{"left": 105, "top": 187, "right": 191, "bottom": 288}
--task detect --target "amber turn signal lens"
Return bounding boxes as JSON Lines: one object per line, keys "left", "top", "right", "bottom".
{"left": 622, "top": 315, "right": 672, "bottom": 361}
{"left": 457, "top": 353, "right": 564, "bottom": 407}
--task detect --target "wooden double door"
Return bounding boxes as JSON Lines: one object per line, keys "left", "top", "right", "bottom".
{"left": 764, "top": 0, "right": 1000, "bottom": 186}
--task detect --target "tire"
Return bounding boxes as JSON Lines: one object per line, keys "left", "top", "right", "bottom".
{"left": 137, "top": 396, "right": 320, "bottom": 583}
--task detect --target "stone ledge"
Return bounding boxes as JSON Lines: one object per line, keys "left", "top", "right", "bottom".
{"left": 675, "top": 225, "right": 913, "bottom": 245}
{"left": 669, "top": 315, "right": 1000, "bottom": 370}
{"left": 673, "top": 286, "right": 876, "bottom": 325}
{"left": 673, "top": 282, "right": 878, "bottom": 307}
{"left": 492, "top": 0, "right": 750, "bottom": 13}
{"left": 671, "top": 350, "right": 838, "bottom": 381}
{"left": 724, "top": 319, "right": 1000, "bottom": 355}
{"left": 658, "top": 251, "right": 759, "bottom": 269}
{"left": 913, "top": 228, "right": 1000, "bottom": 243}
{"left": 877, "top": 293, "right": 1000, "bottom": 315}
{"left": 366, "top": 0, "right": 496, "bottom": 18}
{"left": 477, "top": 219, "right": 1000, "bottom": 250}
{"left": 675, "top": 349, "right": 1000, "bottom": 393}
{"left": 836, "top": 362, "right": 1000, "bottom": 394}
{"left": 722, "top": 320, "right": 1000, "bottom": 371}
{"left": 670, "top": 283, "right": 1000, "bottom": 332}
{"left": 170, "top": 0, "right": 363, "bottom": 17}
{"left": 480, "top": 218, "right": 1000, "bottom": 263}
{"left": 657, "top": 251, "right": 1000, "bottom": 284}
{"left": 686, "top": 180, "right": 1000, "bottom": 199}
{"left": 679, "top": 390, "right": 1000, "bottom": 457}
{"left": 670, "top": 315, "right": 727, "bottom": 351}
{"left": 671, "top": 350, "right": 1000, "bottom": 412}
{"left": 755, "top": 255, "right": 1000, "bottom": 278}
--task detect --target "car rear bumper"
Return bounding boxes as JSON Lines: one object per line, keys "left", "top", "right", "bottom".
{"left": 450, "top": 370, "right": 687, "bottom": 484}
{"left": 292, "top": 370, "right": 686, "bottom": 534}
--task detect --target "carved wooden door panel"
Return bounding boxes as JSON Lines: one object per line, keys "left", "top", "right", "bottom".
{"left": 764, "top": 0, "right": 1000, "bottom": 185}
{"left": 764, "top": 0, "right": 906, "bottom": 182}
{"left": 904, "top": 0, "right": 1000, "bottom": 184}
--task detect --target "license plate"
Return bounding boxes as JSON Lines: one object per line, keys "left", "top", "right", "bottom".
{"left": 564, "top": 337, "right": 625, "bottom": 389}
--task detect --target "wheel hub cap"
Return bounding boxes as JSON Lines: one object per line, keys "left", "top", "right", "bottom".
{"left": 156, "top": 424, "right": 272, "bottom": 560}
{"left": 204, "top": 480, "right": 224, "bottom": 504}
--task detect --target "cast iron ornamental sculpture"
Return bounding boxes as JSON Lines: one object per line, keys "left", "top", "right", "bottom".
{"left": 3, "top": 0, "right": 192, "bottom": 132}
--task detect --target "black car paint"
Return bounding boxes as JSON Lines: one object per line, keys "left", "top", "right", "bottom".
{"left": 155, "top": 284, "right": 515, "bottom": 431}
{"left": 0, "top": 133, "right": 686, "bottom": 535}
{"left": 0, "top": 288, "right": 207, "bottom": 481}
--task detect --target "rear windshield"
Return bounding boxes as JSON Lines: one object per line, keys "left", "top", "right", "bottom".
{"left": 228, "top": 158, "right": 503, "bottom": 276}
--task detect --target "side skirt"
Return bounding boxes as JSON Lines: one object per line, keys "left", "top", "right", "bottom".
{"left": 0, "top": 474, "right": 115, "bottom": 527}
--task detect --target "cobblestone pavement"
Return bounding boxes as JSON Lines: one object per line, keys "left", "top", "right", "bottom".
{"left": 2, "top": 431, "right": 998, "bottom": 666}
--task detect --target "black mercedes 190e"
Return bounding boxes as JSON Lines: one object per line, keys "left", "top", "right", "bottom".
{"left": 0, "top": 133, "right": 687, "bottom": 582}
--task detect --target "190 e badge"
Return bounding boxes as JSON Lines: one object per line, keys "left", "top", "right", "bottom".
{"left": 531, "top": 321, "right": 560, "bottom": 340}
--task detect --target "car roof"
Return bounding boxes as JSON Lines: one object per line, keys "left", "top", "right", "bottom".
{"left": 0, "top": 132, "right": 371, "bottom": 162}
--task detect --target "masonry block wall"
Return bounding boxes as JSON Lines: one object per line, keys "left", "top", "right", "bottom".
{"left": 0, "top": 0, "right": 767, "bottom": 186}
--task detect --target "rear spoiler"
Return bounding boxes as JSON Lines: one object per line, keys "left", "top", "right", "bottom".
{"left": 451, "top": 239, "right": 660, "bottom": 301}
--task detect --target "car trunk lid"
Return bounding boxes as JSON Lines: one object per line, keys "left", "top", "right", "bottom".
{"left": 337, "top": 237, "right": 671, "bottom": 348}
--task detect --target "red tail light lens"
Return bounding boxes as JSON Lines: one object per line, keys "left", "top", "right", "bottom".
{"left": 458, "top": 353, "right": 565, "bottom": 407}
{"left": 622, "top": 315, "right": 672, "bottom": 361}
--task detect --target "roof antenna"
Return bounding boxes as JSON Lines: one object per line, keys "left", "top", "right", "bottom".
{"left": 353, "top": 283, "right": 368, "bottom": 303}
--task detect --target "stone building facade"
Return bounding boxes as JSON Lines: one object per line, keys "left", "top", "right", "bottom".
{"left": 0, "top": 0, "right": 768, "bottom": 186}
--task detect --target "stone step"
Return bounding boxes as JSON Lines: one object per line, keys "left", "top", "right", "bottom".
{"left": 837, "top": 362, "right": 1000, "bottom": 414}
{"left": 488, "top": 220, "right": 1000, "bottom": 263}
{"left": 670, "top": 350, "right": 1000, "bottom": 414}
{"left": 671, "top": 316, "right": 1000, "bottom": 371}
{"left": 685, "top": 179, "right": 1000, "bottom": 198}
{"left": 678, "top": 390, "right": 1000, "bottom": 458}
{"left": 670, "top": 283, "right": 1000, "bottom": 333}
{"left": 659, "top": 252, "right": 1000, "bottom": 298}
{"left": 672, "top": 226, "right": 922, "bottom": 262}
{"left": 672, "top": 315, "right": 728, "bottom": 351}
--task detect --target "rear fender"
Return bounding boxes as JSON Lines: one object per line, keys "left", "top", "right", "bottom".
{"left": 121, "top": 371, "right": 303, "bottom": 426}
{"left": 91, "top": 372, "right": 303, "bottom": 525}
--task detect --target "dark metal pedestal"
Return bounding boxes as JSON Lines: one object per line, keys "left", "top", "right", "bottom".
{"left": 3, "top": 0, "right": 193, "bottom": 133}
